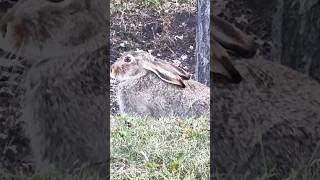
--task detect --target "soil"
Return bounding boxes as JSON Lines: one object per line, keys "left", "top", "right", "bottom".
{"left": 110, "top": 6, "right": 197, "bottom": 115}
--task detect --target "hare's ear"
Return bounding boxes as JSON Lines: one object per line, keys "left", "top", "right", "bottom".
{"left": 140, "top": 60, "right": 190, "bottom": 88}
{"left": 212, "top": 16, "right": 257, "bottom": 58}
{"left": 153, "top": 59, "right": 191, "bottom": 80}
{"left": 211, "top": 39, "right": 243, "bottom": 83}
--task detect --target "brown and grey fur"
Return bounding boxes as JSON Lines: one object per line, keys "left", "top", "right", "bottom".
{"left": 212, "top": 57, "right": 320, "bottom": 179}
{"left": 111, "top": 50, "right": 210, "bottom": 118}
{"left": 0, "top": 0, "right": 108, "bottom": 178}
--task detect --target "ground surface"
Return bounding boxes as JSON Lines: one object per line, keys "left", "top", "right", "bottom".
{"left": 111, "top": 115, "right": 210, "bottom": 179}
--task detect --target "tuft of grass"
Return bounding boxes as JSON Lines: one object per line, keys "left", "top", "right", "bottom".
{"left": 110, "top": 115, "right": 210, "bottom": 179}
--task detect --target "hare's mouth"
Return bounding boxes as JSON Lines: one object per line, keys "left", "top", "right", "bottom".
{"left": 110, "top": 68, "right": 117, "bottom": 79}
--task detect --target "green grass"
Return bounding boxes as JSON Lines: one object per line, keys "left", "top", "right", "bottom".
{"left": 111, "top": 115, "right": 210, "bottom": 179}
{"left": 0, "top": 115, "right": 209, "bottom": 180}
{"left": 2, "top": 114, "right": 319, "bottom": 179}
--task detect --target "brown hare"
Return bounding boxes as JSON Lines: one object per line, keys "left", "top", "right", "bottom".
{"left": 0, "top": 0, "right": 108, "bottom": 178}
{"left": 111, "top": 50, "right": 210, "bottom": 118}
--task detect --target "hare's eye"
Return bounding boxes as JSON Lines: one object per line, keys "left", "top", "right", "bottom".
{"left": 124, "top": 57, "right": 131, "bottom": 63}
{"left": 47, "top": 0, "right": 64, "bottom": 2}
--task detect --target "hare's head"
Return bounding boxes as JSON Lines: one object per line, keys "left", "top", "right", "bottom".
{"left": 111, "top": 50, "right": 191, "bottom": 88}
{"left": 211, "top": 16, "right": 257, "bottom": 84}
{"left": 0, "top": 0, "right": 106, "bottom": 60}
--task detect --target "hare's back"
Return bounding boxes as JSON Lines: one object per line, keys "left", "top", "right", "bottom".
{"left": 236, "top": 58, "right": 320, "bottom": 103}
{"left": 212, "top": 58, "right": 320, "bottom": 128}
{"left": 117, "top": 73, "right": 210, "bottom": 118}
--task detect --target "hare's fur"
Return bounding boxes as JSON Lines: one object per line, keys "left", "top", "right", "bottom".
{"left": 212, "top": 57, "right": 320, "bottom": 178}
{"left": 117, "top": 72, "right": 210, "bottom": 118}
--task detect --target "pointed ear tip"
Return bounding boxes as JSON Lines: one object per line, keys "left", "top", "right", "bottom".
{"left": 181, "top": 74, "right": 191, "bottom": 80}
{"left": 178, "top": 83, "right": 186, "bottom": 88}
{"left": 178, "top": 80, "right": 186, "bottom": 88}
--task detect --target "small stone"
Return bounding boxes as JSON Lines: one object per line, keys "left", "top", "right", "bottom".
{"left": 181, "top": 54, "right": 188, "bottom": 60}
{"left": 174, "top": 35, "right": 183, "bottom": 40}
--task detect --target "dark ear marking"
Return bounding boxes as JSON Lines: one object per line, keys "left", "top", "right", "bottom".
{"left": 211, "top": 39, "right": 243, "bottom": 84}
{"left": 217, "top": 56, "right": 243, "bottom": 84}
{"left": 153, "top": 60, "right": 191, "bottom": 80}
{"left": 153, "top": 69, "right": 186, "bottom": 88}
